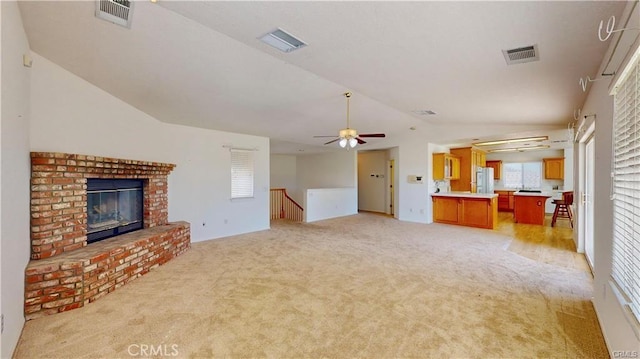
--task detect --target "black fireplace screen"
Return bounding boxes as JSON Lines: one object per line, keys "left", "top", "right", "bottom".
{"left": 87, "top": 179, "right": 143, "bottom": 243}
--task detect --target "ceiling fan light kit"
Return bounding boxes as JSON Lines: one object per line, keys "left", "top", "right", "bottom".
{"left": 339, "top": 128, "right": 357, "bottom": 139}
{"left": 314, "top": 92, "right": 386, "bottom": 149}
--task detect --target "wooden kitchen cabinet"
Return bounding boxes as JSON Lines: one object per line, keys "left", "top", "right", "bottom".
{"left": 450, "top": 147, "right": 487, "bottom": 193}
{"left": 432, "top": 196, "right": 460, "bottom": 224}
{"left": 432, "top": 194, "right": 498, "bottom": 229}
{"left": 460, "top": 197, "right": 496, "bottom": 228}
{"left": 495, "top": 190, "right": 515, "bottom": 211}
{"left": 543, "top": 158, "right": 564, "bottom": 180}
{"left": 433, "top": 153, "right": 460, "bottom": 180}
{"left": 513, "top": 194, "right": 551, "bottom": 225}
{"left": 485, "top": 160, "right": 502, "bottom": 180}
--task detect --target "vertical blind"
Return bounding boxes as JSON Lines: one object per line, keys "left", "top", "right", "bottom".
{"left": 231, "top": 149, "right": 254, "bottom": 199}
{"left": 612, "top": 50, "right": 640, "bottom": 323}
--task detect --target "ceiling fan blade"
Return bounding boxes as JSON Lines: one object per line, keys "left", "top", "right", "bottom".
{"left": 356, "top": 137, "right": 367, "bottom": 144}
{"left": 313, "top": 135, "right": 338, "bottom": 138}
{"left": 359, "top": 133, "right": 386, "bottom": 138}
{"left": 324, "top": 138, "right": 340, "bottom": 145}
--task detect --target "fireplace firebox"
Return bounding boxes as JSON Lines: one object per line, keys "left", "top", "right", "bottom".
{"left": 87, "top": 179, "right": 143, "bottom": 243}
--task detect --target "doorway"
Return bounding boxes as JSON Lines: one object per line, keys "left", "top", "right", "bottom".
{"left": 584, "top": 135, "right": 595, "bottom": 269}
{"left": 357, "top": 150, "right": 388, "bottom": 214}
{"left": 357, "top": 150, "right": 396, "bottom": 216}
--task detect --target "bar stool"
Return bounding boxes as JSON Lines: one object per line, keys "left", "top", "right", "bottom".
{"left": 551, "top": 191, "right": 574, "bottom": 228}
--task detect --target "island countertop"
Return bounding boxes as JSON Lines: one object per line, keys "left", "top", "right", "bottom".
{"left": 431, "top": 192, "right": 498, "bottom": 229}
{"left": 431, "top": 192, "right": 498, "bottom": 199}
{"left": 513, "top": 192, "right": 552, "bottom": 197}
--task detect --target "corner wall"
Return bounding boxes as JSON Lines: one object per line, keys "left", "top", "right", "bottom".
{"left": 1, "top": 1, "right": 32, "bottom": 357}
{"left": 397, "top": 138, "right": 429, "bottom": 223}
{"left": 29, "top": 52, "right": 270, "bottom": 243}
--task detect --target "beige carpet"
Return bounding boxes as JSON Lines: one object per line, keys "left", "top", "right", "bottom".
{"left": 14, "top": 213, "right": 607, "bottom": 358}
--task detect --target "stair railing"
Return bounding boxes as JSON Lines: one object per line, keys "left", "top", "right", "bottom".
{"left": 270, "top": 188, "right": 303, "bottom": 222}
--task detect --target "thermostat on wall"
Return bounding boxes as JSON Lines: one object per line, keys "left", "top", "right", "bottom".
{"left": 407, "top": 175, "right": 423, "bottom": 184}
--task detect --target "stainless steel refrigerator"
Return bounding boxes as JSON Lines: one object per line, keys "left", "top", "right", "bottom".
{"left": 476, "top": 167, "right": 494, "bottom": 194}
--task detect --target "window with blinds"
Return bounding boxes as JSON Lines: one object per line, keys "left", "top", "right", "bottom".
{"left": 231, "top": 149, "right": 254, "bottom": 199}
{"left": 612, "top": 49, "right": 640, "bottom": 324}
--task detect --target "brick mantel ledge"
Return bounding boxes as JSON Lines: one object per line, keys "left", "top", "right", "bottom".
{"left": 25, "top": 221, "right": 190, "bottom": 319}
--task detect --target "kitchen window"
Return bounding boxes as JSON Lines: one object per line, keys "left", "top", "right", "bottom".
{"left": 503, "top": 162, "right": 541, "bottom": 189}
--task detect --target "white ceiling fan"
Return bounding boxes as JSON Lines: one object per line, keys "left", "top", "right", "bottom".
{"left": 313, "top": 92, "right": 385, "bottom": 148}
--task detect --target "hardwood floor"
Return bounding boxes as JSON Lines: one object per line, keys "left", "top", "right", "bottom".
{"left": 495, "top": 211, "right": 590, "bottom": 272}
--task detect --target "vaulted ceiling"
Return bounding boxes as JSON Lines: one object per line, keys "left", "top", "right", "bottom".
{"left": 17, "top": 1, "right": 628, "bottom": 154}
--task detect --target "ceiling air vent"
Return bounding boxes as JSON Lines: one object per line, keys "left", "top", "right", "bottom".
{"left": 502, "top": 44, "right": 539, "bottom": 65}
{"left": 95, "top": 0, "right": 133, "bottom": 28}
{"left": 412, "top": 110, "right": 437, "bottom": 116}
{"left": 258, "top": 28, "right": 307, "bottom": 53}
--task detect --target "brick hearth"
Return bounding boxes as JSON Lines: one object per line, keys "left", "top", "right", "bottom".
{"left": 26, "top": 152, "right": 191, "bottom": 319}
{"left": 25, "top": 222, "right": 190, "bottom": 320}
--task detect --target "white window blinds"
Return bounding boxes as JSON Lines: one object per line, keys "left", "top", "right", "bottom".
{"left": 612, "top": 50, "right": 640, "bottom": 323}
{"left": 230, "top": 149, "right": 254, "bottom": 199}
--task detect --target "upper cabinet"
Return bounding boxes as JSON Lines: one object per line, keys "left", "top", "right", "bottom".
{"left": 485, "top": 160, "right": 502, "bottom": 180}
{"left": 543, "top": 157, "right": 564, "bottom": 180}
{"left": 450, "top": 147, "right": 487, "bottom": 193}
{"left": 433, "top": 153, "right": 460, "bottom": 180}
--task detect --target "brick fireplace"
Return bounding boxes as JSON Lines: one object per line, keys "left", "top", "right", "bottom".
{"left": 25, "top": 152, "right": 191, "bottom": 319}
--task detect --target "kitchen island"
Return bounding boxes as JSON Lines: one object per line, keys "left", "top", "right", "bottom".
{"left": 494, "top": 189, "right": 516, "bottom": 211}
{"left": 513, "top": 192, "right": 552, "bottom": 225}
{"left": 431, "top": 192, "right": 498, "bottom": 229}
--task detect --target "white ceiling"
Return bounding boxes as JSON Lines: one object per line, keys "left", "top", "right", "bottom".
{"left": 17, "top": 1, "right": 628, "bottom": 154}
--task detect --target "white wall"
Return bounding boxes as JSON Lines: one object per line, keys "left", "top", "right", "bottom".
{"left": 304, "top": 188, "right": 357, "bottom": 222}
{"left": 270, "top": 154, "right": 298, "bottom": 202}
{"left": 296, "top": 150, "right": 357, "bottom": 195}
{"left": 0, "top": 2, "right": 32, "bottom": 357}
{"left": 580, "top": 53, "right": 640, "bottom": 353}
{"left": 29, "top": 53, "right": 270, "bottom": 242}
{"left": 563, "top": 147, "right": 574, "bottom": 190}
{"left": 357, "top": 150, "right": 387, "bottom": 213}
{"left": 397, "top": 138, "right": 429, "bottom": 223}
{"left": 294, "top": 151, "right": 357, "bottom": 222}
